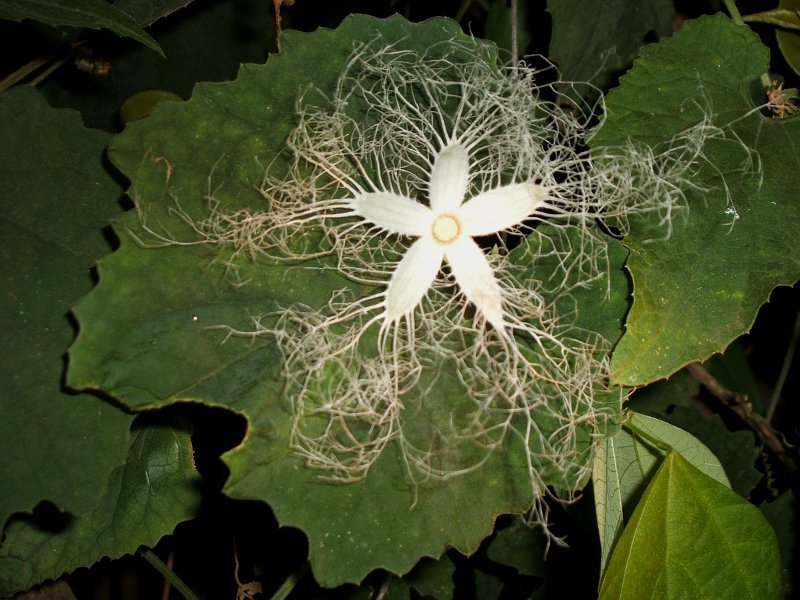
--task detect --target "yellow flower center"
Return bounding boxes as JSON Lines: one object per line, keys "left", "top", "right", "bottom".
{"left": 432, "top": 214, "right": 460, "bottom": 243}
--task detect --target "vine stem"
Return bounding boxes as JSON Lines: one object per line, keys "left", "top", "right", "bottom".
{"left": 721, "top": 0, "right": 746, "bottom": 25}
{"left": 511, "top": 0, "right": 519, "bottom": 68}
{"left": 270, "top": 562, "right": 309, "bottom": 600}
{"left": 721, "top": 0, "right": 773, "bottom": 89}
{"left": 454, "top": 0, "right": 472, "bottom": 22}
{"left": 374, "top": 573, "right": 392, "bottom": 600}
{"left": 685, "top": 363, "right": 797, "bottom": 475}
{"left": 139, "top": 548, "right": 200, "bottom": 600}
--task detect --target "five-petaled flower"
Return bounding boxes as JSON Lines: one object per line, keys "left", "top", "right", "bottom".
{"left": 353, "top": 142, "right": 547, "bottom": 333}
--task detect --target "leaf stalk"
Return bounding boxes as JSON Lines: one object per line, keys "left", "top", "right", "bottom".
{"left": 139, "top": 548, "right": 200, "bottom": 600}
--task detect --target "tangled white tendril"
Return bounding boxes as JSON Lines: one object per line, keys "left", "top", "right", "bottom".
{"left": 134, "top": 33, "right": 755, "bottom": 530}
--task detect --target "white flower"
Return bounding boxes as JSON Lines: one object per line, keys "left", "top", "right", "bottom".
{"left": 355, "top": 141, "right": 547, "bottom": 333}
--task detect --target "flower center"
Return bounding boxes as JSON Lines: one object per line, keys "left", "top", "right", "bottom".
{"left": 432, "top": 214, "right": 460, "bottom": 243}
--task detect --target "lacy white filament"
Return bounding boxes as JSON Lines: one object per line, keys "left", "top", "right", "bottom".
{"left": 136, "top": 35, "right": 755, "bottom": 528}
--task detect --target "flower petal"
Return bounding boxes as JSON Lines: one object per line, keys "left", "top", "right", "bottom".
{"left": 352, "top": 192, "right": 432, "bottom": 236}
{"left": 384, "top": 236, "right": 444, "bottom": 321}
{"left": 459, "top": 181, "right": 548, "bottom": 237}
{"left": 445, "top": 237, "right": 505, "bottom": 332}
{"left": 429, "top": 143, "right": 469, "bottom": 212}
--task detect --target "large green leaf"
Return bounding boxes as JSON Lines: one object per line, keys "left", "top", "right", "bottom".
{"left": 67, "top": 14, "right": 629, "bottom": 586}
{"left": 0, "top": 87, "right": 132, "bottom": 529}
{"left": 0, "top": 87, "right": 200, "bottom": 595}
{"left": 592, "top": 14, "right": 800, "bottom": 385}
{"left": 599, "top": 451, "right": 781, "bottom": 599}
{"left": 0, "top": 0, "right": 162, "bottom": 54}
{"left": 0, "top": 420, "right": 200, "bottom": 595}
{"left": 547, "top": 0, "right": 673, "bottom": 97}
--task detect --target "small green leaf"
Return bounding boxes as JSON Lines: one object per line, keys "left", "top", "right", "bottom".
{"left": 486, "top": 518, "right": 546, "bottom": 578}
{"left": 743, "top": 8, "right": 800, "bottom": 32}
{"left": 592, "top": 435, "right": 624, "bottom": 579}
{"left": 0, "top": 0, "right": 163, "bottom": 54}
{"left": 599, "top": 451, "right": 781, "bottom": 600}
{"left": 474, "top": 569, "right": 505, "bottom": 600}
{"left": 625, "top": 413, "right": 731, "bottom": 487}
{"left": 0, "top": 420, "right": 200, "bottom": 595}
{"left": 595, "top": 14, "right": 800, "bottom": 385}
{"left": 391, "top": 555, "right": 455, "bottom": 600}
{"left": 664, "top": 406, "right": 760, "bottom": 497}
